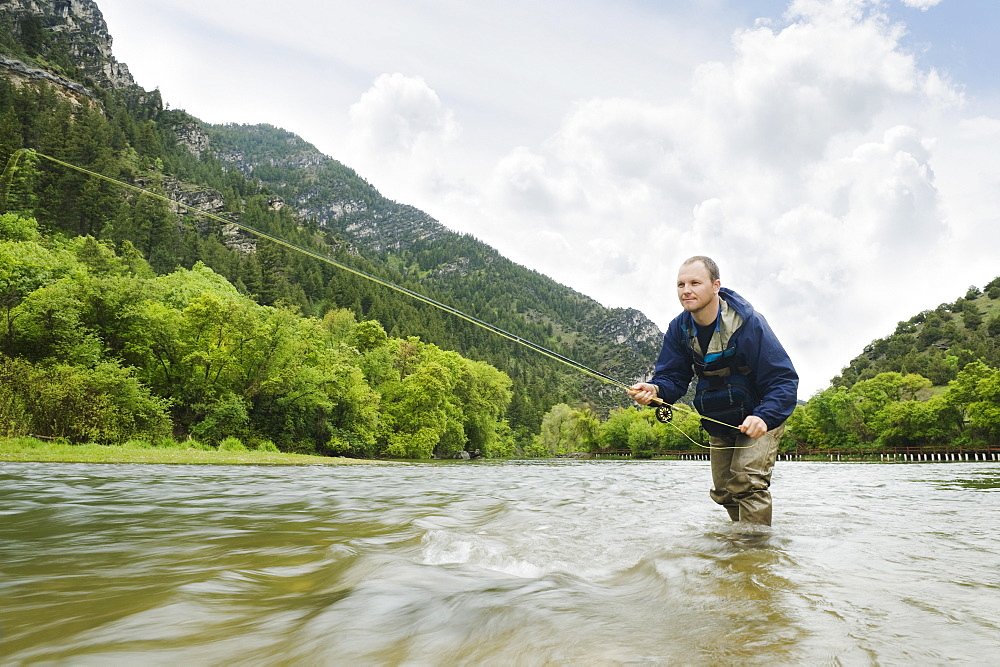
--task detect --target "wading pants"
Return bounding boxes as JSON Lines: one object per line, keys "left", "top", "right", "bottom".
{"left": 708, "top": 422, "right": 784, "bottom": 526}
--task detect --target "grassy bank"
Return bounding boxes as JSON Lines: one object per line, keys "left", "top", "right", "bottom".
{"left": 0, "top": 437, "right": 394, "bottom": 466}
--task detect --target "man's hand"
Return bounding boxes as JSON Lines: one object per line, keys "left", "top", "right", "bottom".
{"left": 739, "top": 415, "right": 768, "bottom": 439}
{"left": 628, "top": 382, "right": 659, "bottom": 406}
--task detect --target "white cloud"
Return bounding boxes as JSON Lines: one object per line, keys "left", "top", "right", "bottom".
{"left": 430, "top": 0, "right": 982, "bottom": 396}
{"left": 348, "top": 73, "right": 459, "bottom": 155}
{"left": 898, "top": 0, "right": 942, "bottom": 10}
{"left": 344, "top": 73, "right": 462, "bottom": 205}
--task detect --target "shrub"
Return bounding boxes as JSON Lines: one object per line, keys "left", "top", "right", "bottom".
{"left": 189, "top": 394, "right": 249, "bottom": 444}
{"left": 253, "top": 439, "right": 279, "bottom": 453}
{"left": 9, "top": 359, "right": 171, "bottom": 443}
{"left": 521, "top": 442, "right": 551, "bottom": 458}
{"left": 218, "top": 436, "right": 248, "bottom": 452}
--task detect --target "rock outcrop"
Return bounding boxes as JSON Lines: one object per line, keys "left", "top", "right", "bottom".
{"left": 0, "top": 54, "right": 95, "bottom": 105}
{"left": 0, "top": 0, "right": 135, "bottom": 90}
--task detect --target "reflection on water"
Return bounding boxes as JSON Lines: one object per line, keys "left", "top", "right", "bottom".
{"left": 1, "top": 461, "right": 998, "bottom": 664}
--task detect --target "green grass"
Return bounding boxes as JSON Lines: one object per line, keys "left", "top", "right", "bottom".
{"left": 0, "top": 437, "right": 394, "bottom": 466}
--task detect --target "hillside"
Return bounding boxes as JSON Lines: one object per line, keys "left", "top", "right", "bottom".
{"left": 0, "top": 0, "right": 663, "bottom": 443}
{"left": 785, "top": 279, "right": 1000, "bottom": 453}
{"left": 832, "top": 279, "right": 1000, "bottom": 390}
{"left": 207, "top": 123, "right": 663, "bottom": 396}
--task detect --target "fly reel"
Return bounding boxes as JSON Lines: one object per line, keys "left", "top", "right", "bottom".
{"left": 654, "top": 405, "right": 673, "bottom": 423}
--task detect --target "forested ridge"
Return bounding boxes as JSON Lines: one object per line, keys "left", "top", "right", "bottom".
{"left": 781, "top": 281, "right": 1000, "bottom": 453}
{"left": 205, "top": 122, "right": 663, "bottom": 424}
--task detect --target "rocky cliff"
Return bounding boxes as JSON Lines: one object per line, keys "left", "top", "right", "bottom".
{"left": 211, "top": 124, "right": 450, "bottom": 253}
{"left": 0, "top": 0, "right": 134, "bottom": 91}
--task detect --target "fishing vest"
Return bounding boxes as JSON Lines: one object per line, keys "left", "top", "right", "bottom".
{"left": 683, "top": 298, "right": 758, "bottom": 437}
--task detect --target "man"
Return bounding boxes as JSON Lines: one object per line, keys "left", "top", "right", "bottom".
{"left": 628, "top": 256, "right": 798, "bottom": 527}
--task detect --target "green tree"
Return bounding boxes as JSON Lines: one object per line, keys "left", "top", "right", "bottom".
{"left": 535, "top": 403, "right": 599, "bottom": 455}
{"left": 947, "top": 362, "right": 1000, "bottom": 445}
{"left": 5, "top": 357, "right": 171, "bottom": 443}
{"left": 0, "top": 227, "right": 76, "bottom": 353}
{"left": 382, "top": 361, "right": 457, "bottom": 458}
{"left": 352, "top": 318, "right": 389, "bottom": 352}
{"left": 961, "top": 301, "right": 983, "bottom": 330}
{"left": 988, "top": 315, "right": 1000, "bottom": 338}
{"left": 879, "top": 395, "right": 962, "bottom": 449}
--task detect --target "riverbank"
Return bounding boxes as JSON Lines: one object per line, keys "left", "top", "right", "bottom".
{"left": 0, "top": 437, "right": 394, "bottom": 466}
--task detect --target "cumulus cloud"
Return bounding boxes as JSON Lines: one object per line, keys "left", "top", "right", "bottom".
{"left": 898, "top": 0, "right": 942, "bottom": 9}
{"left": 447, "top": 0, "right": 987, "bottom": 396}
{"left": 344, "top": 73, "right": 462, "bottom": 204}
{"left": 349, "top": 72, "right": 460, "bottom": 155}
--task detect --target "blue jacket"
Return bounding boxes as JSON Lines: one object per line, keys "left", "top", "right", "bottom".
{"left": 648, "top": 287, "right": 798, "bottom": 431}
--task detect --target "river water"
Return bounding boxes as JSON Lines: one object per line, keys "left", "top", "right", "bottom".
{"left": 1, "top": 460, "right": 998, "bottom": 665}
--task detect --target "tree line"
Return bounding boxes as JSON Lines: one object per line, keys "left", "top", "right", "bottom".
{"left": 0, "top": 212, "right": 515, "bottom": 457}
{"left": 0, "top": 75, "right": 608, "bottom": 444}
{"left": 532, "top": 280, "right": 1000, "bottom": 456}
{"left": 533, "top": 362, "right": 1000, "bottom": 457}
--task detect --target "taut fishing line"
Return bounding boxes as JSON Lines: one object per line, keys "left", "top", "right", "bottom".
{"left": 2, "top": 148, "right": 749, "bottom": 449}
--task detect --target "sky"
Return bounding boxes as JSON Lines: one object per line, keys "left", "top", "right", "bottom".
{"left": 95, "top": 0, "right": 1000, "bottom": 398}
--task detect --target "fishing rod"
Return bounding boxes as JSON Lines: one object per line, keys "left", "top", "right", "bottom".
{"left": 2, "top": 148, "right": 747, "bottom": 447}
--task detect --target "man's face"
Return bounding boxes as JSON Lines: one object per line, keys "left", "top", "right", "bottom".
{"left": 676, "top": 261, "right": 720, "bottom": 316}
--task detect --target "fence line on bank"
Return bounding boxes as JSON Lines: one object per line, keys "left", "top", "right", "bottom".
{"left": 586, "top": 445, "right": 1000, "bottom": 462}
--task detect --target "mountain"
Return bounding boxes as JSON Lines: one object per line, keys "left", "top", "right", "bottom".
{"left": 206, "top": 123, "right": 663, "bottom": 384}
{"left": 0, "top": 0, "right": 664, "bottom": 439}
{"left": 786, "top": 279, "right": 1000, "bottom": 454}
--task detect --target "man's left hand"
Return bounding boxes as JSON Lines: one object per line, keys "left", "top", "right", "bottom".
{"left": 739, "top": 415, "right": 768, "bottom": 439}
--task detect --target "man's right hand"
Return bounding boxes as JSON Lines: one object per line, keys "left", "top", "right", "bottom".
{"left": 627, "top": 382, "right": 659, "bottom": 406}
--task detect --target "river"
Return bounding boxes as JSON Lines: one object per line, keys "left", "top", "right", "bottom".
{"left": 1, "top": 460, "right": 998, "bottom": 664}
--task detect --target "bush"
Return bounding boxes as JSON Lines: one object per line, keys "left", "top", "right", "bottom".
{"left": 0, "top": 357, "right": 31, "bottom": 437}
{"left": 3, "top": 436, "right": 46, "bottom": 449}
{"left": 521, "top": 442, "right": 551, "bottom": 458}
{"left": 286, "top": 440, "right": 318, "bottom": 456}
{"left": 184, "top": 438, "right": 214, "bottom": 451}
{"left": 253, "top": 439, "right": 279, "bottom": 453}
{"left": 218, "top": 436, "right": 248, "bottom": 452}
{"left": 189, "top": 394, "right": 249, "bottom": 444}
{"left": 13, "top": 360, "right": 172, "bottom": 443}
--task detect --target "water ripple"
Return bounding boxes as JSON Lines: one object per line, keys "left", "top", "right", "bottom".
{"left": 1, "top": 460, "right": 998, "bottom": 664}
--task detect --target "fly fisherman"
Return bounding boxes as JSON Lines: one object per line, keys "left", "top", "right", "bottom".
{"left": 628, "top": 256, "right": 798, "bottom": 527}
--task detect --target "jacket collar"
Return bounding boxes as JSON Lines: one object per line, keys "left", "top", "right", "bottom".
{"left": 684, "top": 293, "right": 745, "bottom": 360}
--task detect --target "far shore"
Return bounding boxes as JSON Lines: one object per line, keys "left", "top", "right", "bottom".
{"left": 0, "top": 437, "right": 399, "bottom": 466}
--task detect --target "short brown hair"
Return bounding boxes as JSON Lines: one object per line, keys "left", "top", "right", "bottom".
{"left": 682, "top": 256, "right": 720, "bottom": 282}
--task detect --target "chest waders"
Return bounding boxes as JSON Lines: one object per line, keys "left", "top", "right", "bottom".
{"left": 687, "top": 299, "right": 778, "bottom": 528}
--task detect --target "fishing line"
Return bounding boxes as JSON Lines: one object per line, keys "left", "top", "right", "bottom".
{"left": 2, "top": 148, "right": 751, "bottom": 449}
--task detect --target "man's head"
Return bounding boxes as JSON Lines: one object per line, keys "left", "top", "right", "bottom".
{"left": 677, "top": 256, "right": 721, "bottom": 323}
{"left": 683, "top": 255, "right": 720, "bottom": 282}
